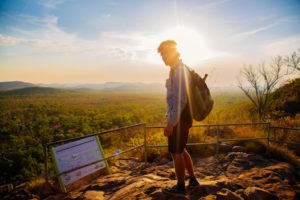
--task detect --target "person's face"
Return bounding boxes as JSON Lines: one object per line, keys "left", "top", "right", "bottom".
{"left": 160, "top": 50, "right": 170, "bottom": 66}
{"left": 160, "top": 49, "right": 179, "bottom": 66}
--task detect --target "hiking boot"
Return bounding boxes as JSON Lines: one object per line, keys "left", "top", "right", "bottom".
{"left": 188, "top": 176, "right": 200, "bottom": 188}
{"left": 162, "top": 184, "right": 187, "bottom": 197}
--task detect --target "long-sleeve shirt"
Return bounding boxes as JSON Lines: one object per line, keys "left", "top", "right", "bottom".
{"left": 165, "top": 61, "right": 191, "bottom": 126}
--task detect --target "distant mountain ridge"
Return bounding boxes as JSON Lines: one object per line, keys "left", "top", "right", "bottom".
{"left": 0, "top": 87, "right": 76, "bottom": 96}
{"left": 0, "top": 81, "right": 36, "bottom": 90}
{"left": 0, "top": 81, "right": 241, "bottom": 95}
{"left": 37, "top": 82, "right": 165, "bottom": 92}
{"left": 0, "top": 81, "right": 166, "bottom": 94}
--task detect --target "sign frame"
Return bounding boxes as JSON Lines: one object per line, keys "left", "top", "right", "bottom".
{"left": 51, "top": 136, "right": 111, "bottom": 192}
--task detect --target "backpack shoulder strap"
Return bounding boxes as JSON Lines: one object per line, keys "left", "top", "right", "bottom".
{"left": 184, "top": 64, "right": 208, "bottom": 83}
{"left": 183, "top": 64, "right": 192, "bottom": 72}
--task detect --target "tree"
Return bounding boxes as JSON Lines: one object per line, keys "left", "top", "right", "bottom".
{"left": 238, "top": 56, "right": 284, "bottom": 121}
{"left": 285, "top": 49, "right": 300, "bottom": 73}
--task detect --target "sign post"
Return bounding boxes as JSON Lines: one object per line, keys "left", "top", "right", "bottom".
{"left": 51, "top": 136, "right": 110, "bottom": 192}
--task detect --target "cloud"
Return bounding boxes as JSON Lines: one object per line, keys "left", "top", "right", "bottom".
{"left": 2, "top": 15, "right": 93, "bottom": 53}
{"left": 37, "top": 0, "right": 69, "bottom": 9}
{"left": 277, "top": 16, "right": 300, "bottom": 23}
{"left": 194, "top": 0, "right": 231, "bottom": 10}
{"left": 234, "top": 16, "right": 299, "bottom": 39}
{"left": 20, "top": 14, "right": 58, "bottom": 26}
{"left": 263, "top": 34, "right": 300, "bottom": 56}
{"left": 108, "top": 47, "right": 134, "bottom": 60}
{"left": 235, "top": 23, "right": 277, "bottom": 38}
{"left": 0, "top": 14, "right": 139, "bottom": 64}
{"left": 0, "top": 34, "right": 21, "bottom": 46}
{"left": 101, "top": 14, "right": 111, "bottom": 18}
{"left": 1, "top": 15, "right": 226, "bottom": 65}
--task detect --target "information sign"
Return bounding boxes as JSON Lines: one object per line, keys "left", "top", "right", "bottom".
{"left": 51, "top": 136, "right": 110, "bottom": 192}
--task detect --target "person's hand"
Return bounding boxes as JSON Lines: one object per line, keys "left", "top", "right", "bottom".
{"left": 164, "top": 123, "right": 173, "bottom": 137}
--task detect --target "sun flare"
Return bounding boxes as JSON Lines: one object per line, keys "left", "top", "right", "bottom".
{"left": 159, "top": 26, "right": 217, "bottom": 65}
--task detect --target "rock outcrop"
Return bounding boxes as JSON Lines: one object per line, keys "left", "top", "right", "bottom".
{"left": 3, "top": 147, "right": 299, "bottom": 200}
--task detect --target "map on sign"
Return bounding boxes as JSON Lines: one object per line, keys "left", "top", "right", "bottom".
{"left": 51, "top": 136, "right": 107, "bottom": 187}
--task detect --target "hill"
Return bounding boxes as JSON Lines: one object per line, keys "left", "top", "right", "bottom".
{"left": 0, "top": 81, "right": 36, "bottom": 90}
{"left": 101, "top": 83, "right": 164, "bottom": 93}
{"left": 268, "top": 78, "right": 300, "bottom": 118}
{"left": 39, "top": 82, "right": 165, "bottom": 93}
{"left": 1, "top": 81, "right": 244, "bottom": 94}
{"left": 0, "top": 87, "right": 77, "bottom": 96}
{"left": 37, "top": 82, "right": 126, "bottom": 90}
{"left": 1, "top": 81, "right": 165, "bottom": 94}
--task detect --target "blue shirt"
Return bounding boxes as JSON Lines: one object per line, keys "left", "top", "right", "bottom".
{"left": 166, "top": 60, "right": 191, "bottom": 126}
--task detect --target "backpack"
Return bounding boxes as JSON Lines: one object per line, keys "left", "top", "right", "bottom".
{"left": 184, "top": 65, "right": 214, "bottom": 121}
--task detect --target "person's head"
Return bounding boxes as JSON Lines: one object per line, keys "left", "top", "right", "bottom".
{"left": 157, "top": 40, "right": 180, "bottom": 66}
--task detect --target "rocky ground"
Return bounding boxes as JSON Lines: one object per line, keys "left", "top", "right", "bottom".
{"left": 3, "top": 144, "right": 300, "bottom": 200}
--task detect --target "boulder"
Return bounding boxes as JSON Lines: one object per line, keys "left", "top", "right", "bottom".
{"left": 232, "top": 146, "right": 247, "bottom": 152}
{"left": 198, "top": 181, "right": 221, "bottom": 194}
{"left": 109, "top": 178, "right": 168, "bottom": 200}
{"left": 219, "top": 142, "right": 233, "bottom": 153}
{"left": 264, "top": 163, "right": 297, "bottom": 185}
{"left": 216, "top": 178, "right": 243, "bottom": 191}
{"left": 216, "top": 188, "right": 242, "bottom": 200}
{"left": 244, "top": 187, "right": 278, "bottom": 200}
{"left": 235, "top": 189, "right": 246, "bottom": 199}
{"left": 82, "top": 191, "right": 104, "bottom": 200}
{"left": 152, "top": 156, "right": 170, "bottom": 165}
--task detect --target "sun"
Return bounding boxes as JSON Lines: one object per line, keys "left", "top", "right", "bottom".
{"left": 159, "top": 26, "right": 217, "bottom": 65}
{"left": 136, "top": 25, "right": 220, "bottom": 66}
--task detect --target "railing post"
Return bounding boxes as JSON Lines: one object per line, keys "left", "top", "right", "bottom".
{"left": 204, "top": 125, "right": 209, "bottom": 142}
{"left": 267, "top": 123, "right": 270, "bottom": 154}
{"left": 43, "top": 144, "right": 48, "bottom": 183}
{"left": 144, "top": 124, "right": 147, "bottom": 163}
{"left": 216, "top": 126, "right": 220, "bottom": 155}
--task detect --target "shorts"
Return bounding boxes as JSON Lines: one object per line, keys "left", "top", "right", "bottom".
{"left": 168, "top": 105, "right": 193, "bottom": 154}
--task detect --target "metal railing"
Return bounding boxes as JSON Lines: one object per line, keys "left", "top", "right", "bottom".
{"left": 146, "top": 122, "right": 271, "bottom": 154}
{"left": 43, "top": 122, "right": 300, "bottom": 183}
{"left": 269, "top": 126, "right": 300, "bottom": 146}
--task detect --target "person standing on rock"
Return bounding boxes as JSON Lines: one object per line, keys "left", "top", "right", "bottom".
{"left": 157, "top": 40, "right": 200, "bottom": 197}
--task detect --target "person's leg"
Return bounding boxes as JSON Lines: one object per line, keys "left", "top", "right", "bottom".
{"left": 163, "top": 151, "right": 187, "bottom": 196}
{"left": 182, "top": 148, "right": 195, "bottom": 178}
{"left": 171, "top": 152, "right": 185, "bottom": 184}
{"left": 183, "top": 149, "right": 199, "bottom": 188}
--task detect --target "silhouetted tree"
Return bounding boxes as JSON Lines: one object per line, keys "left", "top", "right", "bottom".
{"left": 238, "top": 56, "right": 284, "bottom": 121}
{"left": 285, "top": 49, "right": 300, "bottom": 73}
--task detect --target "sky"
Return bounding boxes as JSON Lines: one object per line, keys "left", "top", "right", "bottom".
{"left": 0, "top": 0, "right": 300, "bottom": 86}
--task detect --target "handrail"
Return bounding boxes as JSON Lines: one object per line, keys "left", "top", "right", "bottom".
{"left": 269, "top": 139, "right": 300, "bottom": 146}
{"left": 146, "top": 122, "right": 270, "bottom": 129}
{"left": 270, "top": 126, "right": 300, "bottom": 132}
{"left": 44, "top": 122, "right": 146, "bottom": 147}
{"left": 221, "top": 137, "right": 268, "bottom": 142}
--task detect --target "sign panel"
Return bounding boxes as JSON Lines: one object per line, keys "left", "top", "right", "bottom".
{"left": 51, "top": 136, "right": 108, "bottom": 190}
